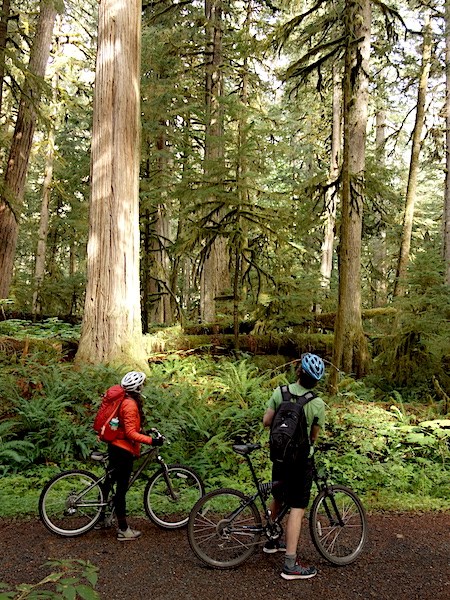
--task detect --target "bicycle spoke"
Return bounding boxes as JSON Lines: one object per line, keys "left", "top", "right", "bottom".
{"left": 309, "top": 485, "right": 367, "bottom": 565}
{"left": 39, "top": 470, "right": 104, "bottom": 537}
{"left": 188, "top": 489, "right": 262, "bottom": 569}
{"left": 144, "top": 465, "right": 204, "bottom": 529}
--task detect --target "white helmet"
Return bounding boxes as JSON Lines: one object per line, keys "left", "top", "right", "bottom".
{"left": 121, "top": 371, "right": 146, "bottom": 392}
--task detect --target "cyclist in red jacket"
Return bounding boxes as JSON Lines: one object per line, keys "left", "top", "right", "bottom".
{"left": 100, "top": 371, "right": 164, "bottom": 541}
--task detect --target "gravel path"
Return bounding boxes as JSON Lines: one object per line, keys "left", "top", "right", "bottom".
{"left": 0, "top": 513, "right": 449, "bottom": 600}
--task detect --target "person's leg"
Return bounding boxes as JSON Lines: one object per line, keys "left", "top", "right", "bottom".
{"left": 263, "top": 465, "right": 287, "bottom": 553}
{"left": 284, "top": 507, "right": 304, "bottom": 556}
{"left": 108, "top": 445, "right": 141, "bottom": 539}
{"left": 281, "top": 458, "right": 316, "bottom": 580}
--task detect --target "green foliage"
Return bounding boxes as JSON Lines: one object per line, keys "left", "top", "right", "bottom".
{"left": 316, "top": 378, "right": 450, "bottom": 509}
{"left": 371, "top": 249, "right": 450, "bottom": 396}
{"left": 0, "top": 559, "right": 99, "bottom": 600}
{"left": 0, "top": 318, "right": 81, "bottom": 341}
{"left": 0, "top": 356, "right": 448, "bottom": 515}
{"left": 0, "top": 421, "right": 34, "bottom": 474}
{"left": 0, "top": 360, "right": 120, "bottom": 467}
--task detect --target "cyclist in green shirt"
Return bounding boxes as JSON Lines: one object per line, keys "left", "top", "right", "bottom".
{"left": 263, "top": 353, "right": 326, "bottom": 580}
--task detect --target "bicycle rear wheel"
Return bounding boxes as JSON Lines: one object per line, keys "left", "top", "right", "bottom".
{"left": 309, "top": 484, "right": 368, "bottom": 565}
{"left": 188, "top": 488, "right": 262, "bottom": 569}
{"left": 144, "top": 464, "right": 204, "bottom": 529}
{"left": 39, "top": 470, "right": 105, "bottom": 537}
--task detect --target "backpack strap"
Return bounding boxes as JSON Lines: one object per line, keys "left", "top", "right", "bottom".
{"left": 280, "top": 385, "right": 291, "bottom": 402}
{"left": 279, "top": 385, "right": 316, "bottom": 406}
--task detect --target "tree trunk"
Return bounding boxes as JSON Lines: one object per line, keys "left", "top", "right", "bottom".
{"left": 148, "top": 130, "right": 173, "bottom": 325}
{"left": 76, "top": 0, "right": 147, "bottom": 366}
{"left": 320, "top": 65, "right": 342, "bottom": 289}
{"left": 32, "top": 128, "right": 55, "bottom": 317}
{"left": 0, "top": 0, "right": 57, "bottom": 298}
{"left": 32, "top": 51, "right": 61, "bottom": 317}
{"left": 445, "top": 2, "right": 450, "bottom": 286}
{"left": 371, "top": 104, "right": 388, "bottom": 307}
{"left": 0, "top": 0, "right": 10, "bottom": 116}
{"left": 394, "top": 14, "right": 432, "bottom": 297}
{"left": 200, "top": 0, "right": 229, "bottom": 323}
{"left": 331, "top": 0, "right": 371, "bottom": 390}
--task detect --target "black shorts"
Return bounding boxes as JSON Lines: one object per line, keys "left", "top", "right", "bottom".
{"left": 271, "top": 457, "right": 314, "bottom": 510}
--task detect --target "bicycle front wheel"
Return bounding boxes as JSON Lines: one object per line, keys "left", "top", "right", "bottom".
{"left": 188, "top": 488, "right": 262, "bottom": 569}
{"left": 309, "top": 484, "right": 368, "bottom": 565}
{"left": 144, "top": 464, "right": 204, "bottom": 529}
{"left": 39, "top": 470, "right": 105, "bottom": 537}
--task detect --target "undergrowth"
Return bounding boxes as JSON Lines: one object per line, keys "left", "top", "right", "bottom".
{"left": 0, "top": 354, "right": 448, "bottom": 517}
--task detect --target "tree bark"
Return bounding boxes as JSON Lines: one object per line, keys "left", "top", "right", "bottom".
{"left": 200, "top": 0, "right": 229, "bottom": 323}
{"left": 0, "top": 0, "right": 10, "bottom": 116}
{"left": 76, "top": 0, "right": 147, "bottom": 366}
{"left": 320, "top": 65, "right": 342, "bottom": 289}
{"left": 371, "top": 104, "right": 388, "bottom": 307}
{"left": 0, "top": 0, "right": 57, "bottom": 298}
{"left": 331, "top": 0, "right": 371, "bottom": 390}
{"left": 394, "top": 14, "right": 432, "bottom": 297}
{"left": 445, "top": 2, "right": 450, "bottom": 286}
{"left": 32, "top": 128, "right": 55, "bottom": 317}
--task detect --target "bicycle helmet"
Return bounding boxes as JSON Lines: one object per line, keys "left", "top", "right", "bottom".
{"left": 301, "top": 353, "right": 325, "bottom": 381}
{"left": 121, "top": 371, "right": 146, "bottom": 392}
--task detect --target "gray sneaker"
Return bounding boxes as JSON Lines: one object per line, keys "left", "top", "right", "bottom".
{"left": 281, "top": 562, "right": 317, "bottom": 580}
{"left": 117, "top": 528, "right": 142, "bottom": 541}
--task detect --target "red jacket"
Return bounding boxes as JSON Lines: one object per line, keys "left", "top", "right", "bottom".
{"left": 111, "top": 396, "right": 153, "bottom": 456}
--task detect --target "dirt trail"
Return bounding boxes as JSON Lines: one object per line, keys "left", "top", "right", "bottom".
{"left": 1, "top": 513, "right": 449, "bottom": 600}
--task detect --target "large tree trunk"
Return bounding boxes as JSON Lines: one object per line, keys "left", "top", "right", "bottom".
{"left": 445, "top": 2, "right": 450, "bottom": 286}
{"left": 200, "top": 0, "right": 229, "bottom": 323}
{"left": 0, "top": 0, "right": 57, "bottom": 298}
{"left": 331, "top": 0, "right": 371, "bottom": 390}
{"left": 394, "top": 14, "right": 432, "bottom": 297}
{"left": 76, "top": 0, "right": 147, "bottom": 366}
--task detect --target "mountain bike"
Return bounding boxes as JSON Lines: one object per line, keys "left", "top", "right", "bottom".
{"left": 39, "top": 430, "right": 204, "bottom": 537}
{"left": 187, "top": 443, "right": 367, "bottom": 569}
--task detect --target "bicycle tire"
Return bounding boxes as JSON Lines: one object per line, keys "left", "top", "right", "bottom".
{"left": 309, "top": 484, "right": 368, "bottom": 565}
{"left": 39, "top": 470, "right": 105, "bottom": 537}
{"left": 187, "top": 488, "right": 262, "bottom": 569}
{"left": 143, "top": 464, "right": 204, "bottom": 529}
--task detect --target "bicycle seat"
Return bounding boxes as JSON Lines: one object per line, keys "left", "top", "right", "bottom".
{"left": 232, "top": 443, "right": 261, "bottom": 456}
{"left": 91, "top": 451, "right": 107, "bottom": 462}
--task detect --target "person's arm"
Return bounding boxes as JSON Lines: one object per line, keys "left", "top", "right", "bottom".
{"left": 122, "top": 400, "right": 154, "bottom": 445}
{"left": 263, "top": 407, "right": 275, "bottom": 428}
{"left": 310, "top": 423, "right": 321, "bottom": 444}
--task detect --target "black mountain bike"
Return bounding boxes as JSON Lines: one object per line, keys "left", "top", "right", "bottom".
{"left": 39, "top": 431, "right": 204, "bottom": 537}
{"left": 188, "top": 443, "right": 367, "bottom": 569}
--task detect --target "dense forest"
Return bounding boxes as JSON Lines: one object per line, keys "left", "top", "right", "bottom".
{"left": 0, "top": 1, "right": 449, "bottom": 526}
{"left": 0, "top": 0, "right": 449, "bottom": 395}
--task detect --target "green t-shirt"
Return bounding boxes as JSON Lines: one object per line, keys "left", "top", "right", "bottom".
{"left": 267, "top": 383, "right": 326, "bottom": 455}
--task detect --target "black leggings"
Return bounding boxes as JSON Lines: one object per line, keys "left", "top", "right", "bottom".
{"left": 106, "top": 444, "right": 134, "bottom": 520}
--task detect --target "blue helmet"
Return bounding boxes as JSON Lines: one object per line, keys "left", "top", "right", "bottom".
{"left": 301, "top": 353, "right": 325, "bottom": 381}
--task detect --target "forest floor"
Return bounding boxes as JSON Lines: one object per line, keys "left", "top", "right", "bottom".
{"left": 0, "top": 512, "right": 449, "bottom": 600}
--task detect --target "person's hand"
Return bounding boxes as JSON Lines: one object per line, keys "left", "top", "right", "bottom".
{"left": 150, "top": 430, "right": 165, "bottom": 446}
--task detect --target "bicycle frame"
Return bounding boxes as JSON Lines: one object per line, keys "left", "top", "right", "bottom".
{"left": 235, "top": 445, "right": 343, "bottom": 534}
{"left": 87, "top": 445, "right": 180, "bottom": 510}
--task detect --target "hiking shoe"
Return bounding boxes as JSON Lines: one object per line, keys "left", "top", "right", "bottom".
{"left": 281, "top": 562, "right": 317, "bottom": 580}
{"left": 117, "top": 528, "right": 142, "bottom": 541}
{"left": 263, "top": 539, "right": 287, "bottom": 554}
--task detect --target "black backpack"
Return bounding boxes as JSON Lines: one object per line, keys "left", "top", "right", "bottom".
{"left": 269, "top": 385, "right": 316, "bottom": 465}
